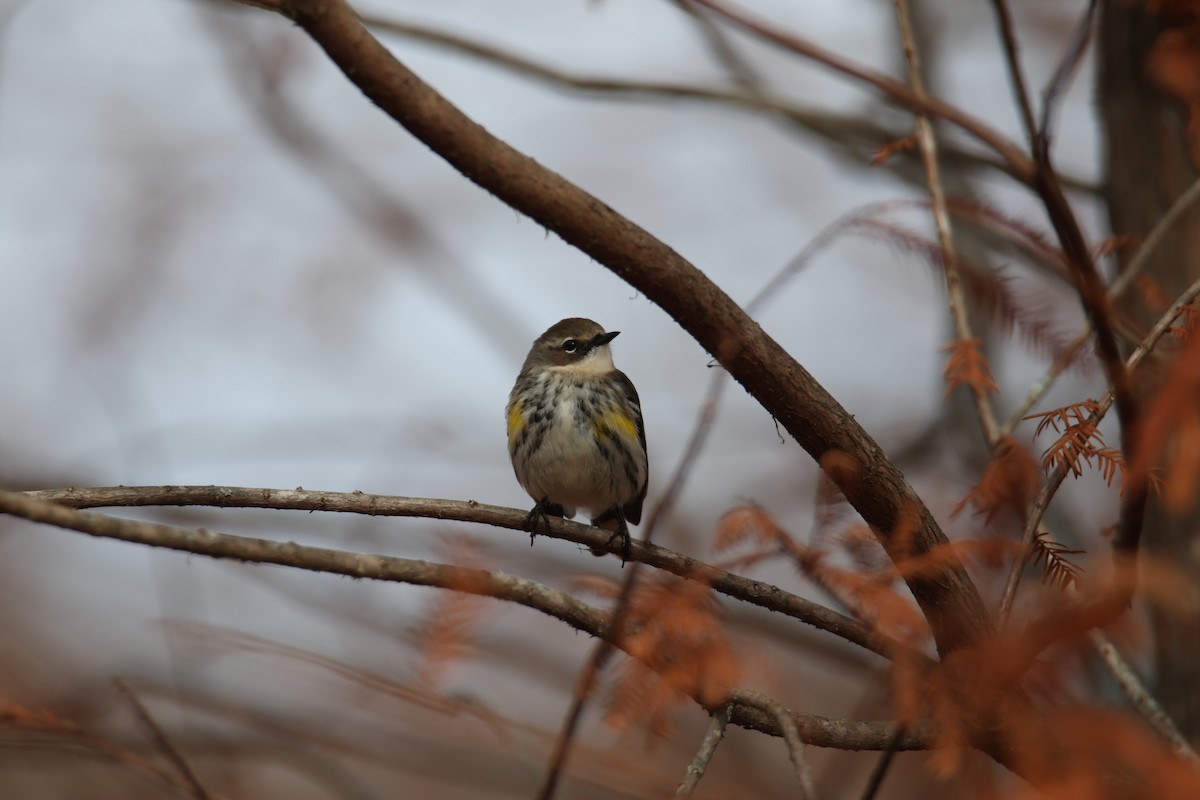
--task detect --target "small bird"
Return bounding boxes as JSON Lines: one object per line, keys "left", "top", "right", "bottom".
{"left": 507, "top": 318, "right": 648, "bottom": 563}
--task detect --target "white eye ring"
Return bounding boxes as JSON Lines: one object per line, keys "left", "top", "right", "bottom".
{"left": 562, "top": 339, "right": 579, "bottom": 353}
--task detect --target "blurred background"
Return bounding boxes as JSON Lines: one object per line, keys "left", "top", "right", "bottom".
{"left": 0, "top": 0, "right": 1135, "bottom": 796}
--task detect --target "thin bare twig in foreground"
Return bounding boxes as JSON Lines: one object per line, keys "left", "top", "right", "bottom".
{"left": 860, "top": 724, "right": 907, "bottom": 800}
{"left": 673, "top": 706, "right": 730, "bottom": 799}
{"left": 894, "top": 0, "right": 1000, "bottom": 447}
{"left": 737, "top": 690, "right": 818, "bottom": 800}
{"left": 114, "top": 678, "right": 214, "bottom": 800}
{"left": 1087, "top": 630, "right": 1199, "bottom": 762}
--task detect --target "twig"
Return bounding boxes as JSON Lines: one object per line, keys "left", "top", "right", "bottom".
{"left": 986, "top": 0, "right": 1038, "bottom": 146}
{"left": 1003, "top": 174, "right": 1200, "bottom": 435}
{"left": 1110, "top": 174, "right": 1200, "bottom": 299}
{"left": 894, "top": 0, "right": 1000, "bottom": 447}
{"left": 673, "top": 706, "right": 730, "bottom": 799}
{"left": 774, "top": 705, "right": 819, "bottom": 800}
{"left": 670, "top": 0, "right": 764, "bottom": 90}
{"left": 1030, "top": 75, "right": 1142, "bottom": 595}
{"left": 735, "top": 691, "right": 818, "bottom": 799}
{"left": 114, "top": 678, "right": 214, "bottom": 800}
{"left": 350, "top": 7, "right": 1063, "bottom": 190}
{"left": 1037, "top": 0, "right": 1100, "bottom": 149}
{"left": 26, "top": 484, "right": 895, "bottom": 661}
{"left": 860, "top": 724, "right": 906, "bottom": 800}
{"left": 537, "top": 370, "right": 727, "bottom": 799}
{"left": 1087, "top": 629, "right": 1200, "bottom": 762}
{"left": 683, "top": 0, "right": 1035, "bottom": 182}
{"left": 997, "top": 276, "right": 1200, "bottom": 622}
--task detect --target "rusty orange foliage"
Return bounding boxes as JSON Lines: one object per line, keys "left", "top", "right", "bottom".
{"left": 941, "top": 338, "right": 999, "bottom": 397}
{"left": 1136, "top": 274, "right": 1171, "bottom": 313}
{"left": 953, "top": 436, "right": 1041, "bottom": 522}
{"left": 604, "top": 575, "right": 739, "bottom": 739}
{"left": 870, "top": 133, "right": 918, "bottom": 165}
{"left": 1135, "top": 329, "right": 1200, "bottom": 510}
{"left": 1029, "top": 530, "right": 1085, "bottom": 590}
{"left": 1092, "top": 233, "right": 1141, "bottom": 262}
{"left": 1025, "top": 401, "right": 1124, "bottom": 486}
{"left": 811, "top": 561, "right": 929, "bottom": 645}
{"left": 713, "top": 503, "right": 785, "bottom": 553}
{"left": 1010, "top": 708, "right": 1200, "bottom": 800}
{"left": 893, "top": 538, "right": 1019, "bottom": 584}
{"left": 1169, "top": 301, "right": 1200, "bottom": 341}
{"left": 410, "top": 535, "right": 492, "bottom": 690}
{"left": 837, "top": 523, "right": 891, "bottom": 574}
{"left": 812, "top": 466, "right": 853, "bottom": 549}
{"left": 819, "top": 449, "right": 861, "bottom": 486}
{"left": 0, "top": 699, "right": 76, "bottom": 730}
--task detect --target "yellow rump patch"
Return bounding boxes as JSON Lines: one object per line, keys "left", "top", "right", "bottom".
{"left": 507, "top": 400, "right": 525, "bottom": 449}
{"left": 594, "top": 408, "right": 638, "bottom": 444}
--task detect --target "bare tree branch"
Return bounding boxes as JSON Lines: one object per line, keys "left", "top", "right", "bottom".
{"left": 986, "top": 0, "right": 1039, "bottom": 146}
{"left": 0, "top": 489, "right": 920, "bottom": 752}
{"left": 1087, "top": 630, "right": 1200, "bottom": 761}
{"left": 682, "top": 0, "right": 1035, "bottom": 182}
{"left": 673, "top": 707, "right": 730, "bottom": 799}
{"left": 894, "top": 0, "right": 1000, "bottom": 447}
{"left": 25, "top": 484, "right": 894, "bottom": 660}
{"left": 232, "top": 0, "right": 993, "bottom": 658}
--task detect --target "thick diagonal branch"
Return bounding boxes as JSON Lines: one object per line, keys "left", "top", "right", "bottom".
{"left": 260, "top": 0, "right": 990, "bottom": 655}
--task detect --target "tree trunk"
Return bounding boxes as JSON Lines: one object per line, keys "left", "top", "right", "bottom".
{"left": 1099, "top": 0, "right": 1200, "bottom": 741}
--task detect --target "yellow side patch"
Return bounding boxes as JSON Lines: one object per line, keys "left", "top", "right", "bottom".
{"left": 507, "top": 400, "right": 525, "bottom": 450}
{"left": 595, "top": 408, "right": 638, "bottom": 444}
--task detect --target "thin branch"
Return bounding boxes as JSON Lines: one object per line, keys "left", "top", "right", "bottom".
{"left": 683, "top": 0, "right": 1035, "bottom": 182}
{"left": 670, "top": 0, "right": 765, "bottom": 90}
{"left": 1030, "top": 83, "right": 1142, "bottom": 595}
{"left": 1111, "top": 174, "right": 1200, "bottom": 299}
{"left": 998, "top": 276, "right": 1200, "bottom": 622}
{"left": 673, "top": 706, "right": 730, "bottom": 799}
{"left": 1087, "top": 629, "right": 1200, "bottom": 762}
{"left": 894, "top": 0, "right": 1000, "bottom": 447}
{"left": 27, "top": 485, "right": 895, "bottom": 662}
{"left": 860, "top": 724, "right": 907, "bottom": 800}
{"left": 0, "top": 489, "right": 921, "bottom": 752}
{"left": 1037, "top": 0, "right": 1100, "bottom": 149}
{"left": 113, "top": 678, "right": 214, "bottom": 800}
{"left": 767, "top": 697, "right": 819, "bottom": 800}
{"left": 987, "top": 0, "right": 1038, "bottom": 146}
{"left": 349, "top": 8, "right": 1065, "bottom": 190}
{"left": 1003, "top": 174, "right": 1200, "bottom": 435}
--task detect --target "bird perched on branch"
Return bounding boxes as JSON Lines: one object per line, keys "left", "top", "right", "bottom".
{"left": 506, "top": 318, "right": 648, "bottom": 563}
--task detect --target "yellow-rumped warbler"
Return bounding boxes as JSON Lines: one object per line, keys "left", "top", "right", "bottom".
{"left": 507, "top": 318, "right": 648, "bottom": 563}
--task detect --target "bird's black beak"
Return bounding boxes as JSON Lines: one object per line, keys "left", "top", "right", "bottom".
{"left": 591, "top": 331, "right": 620, "bottom": 350}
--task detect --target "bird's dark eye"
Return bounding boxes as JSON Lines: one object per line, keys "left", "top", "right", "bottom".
{"left": 562, "top": 339, "right": 579, "bottom": 353}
